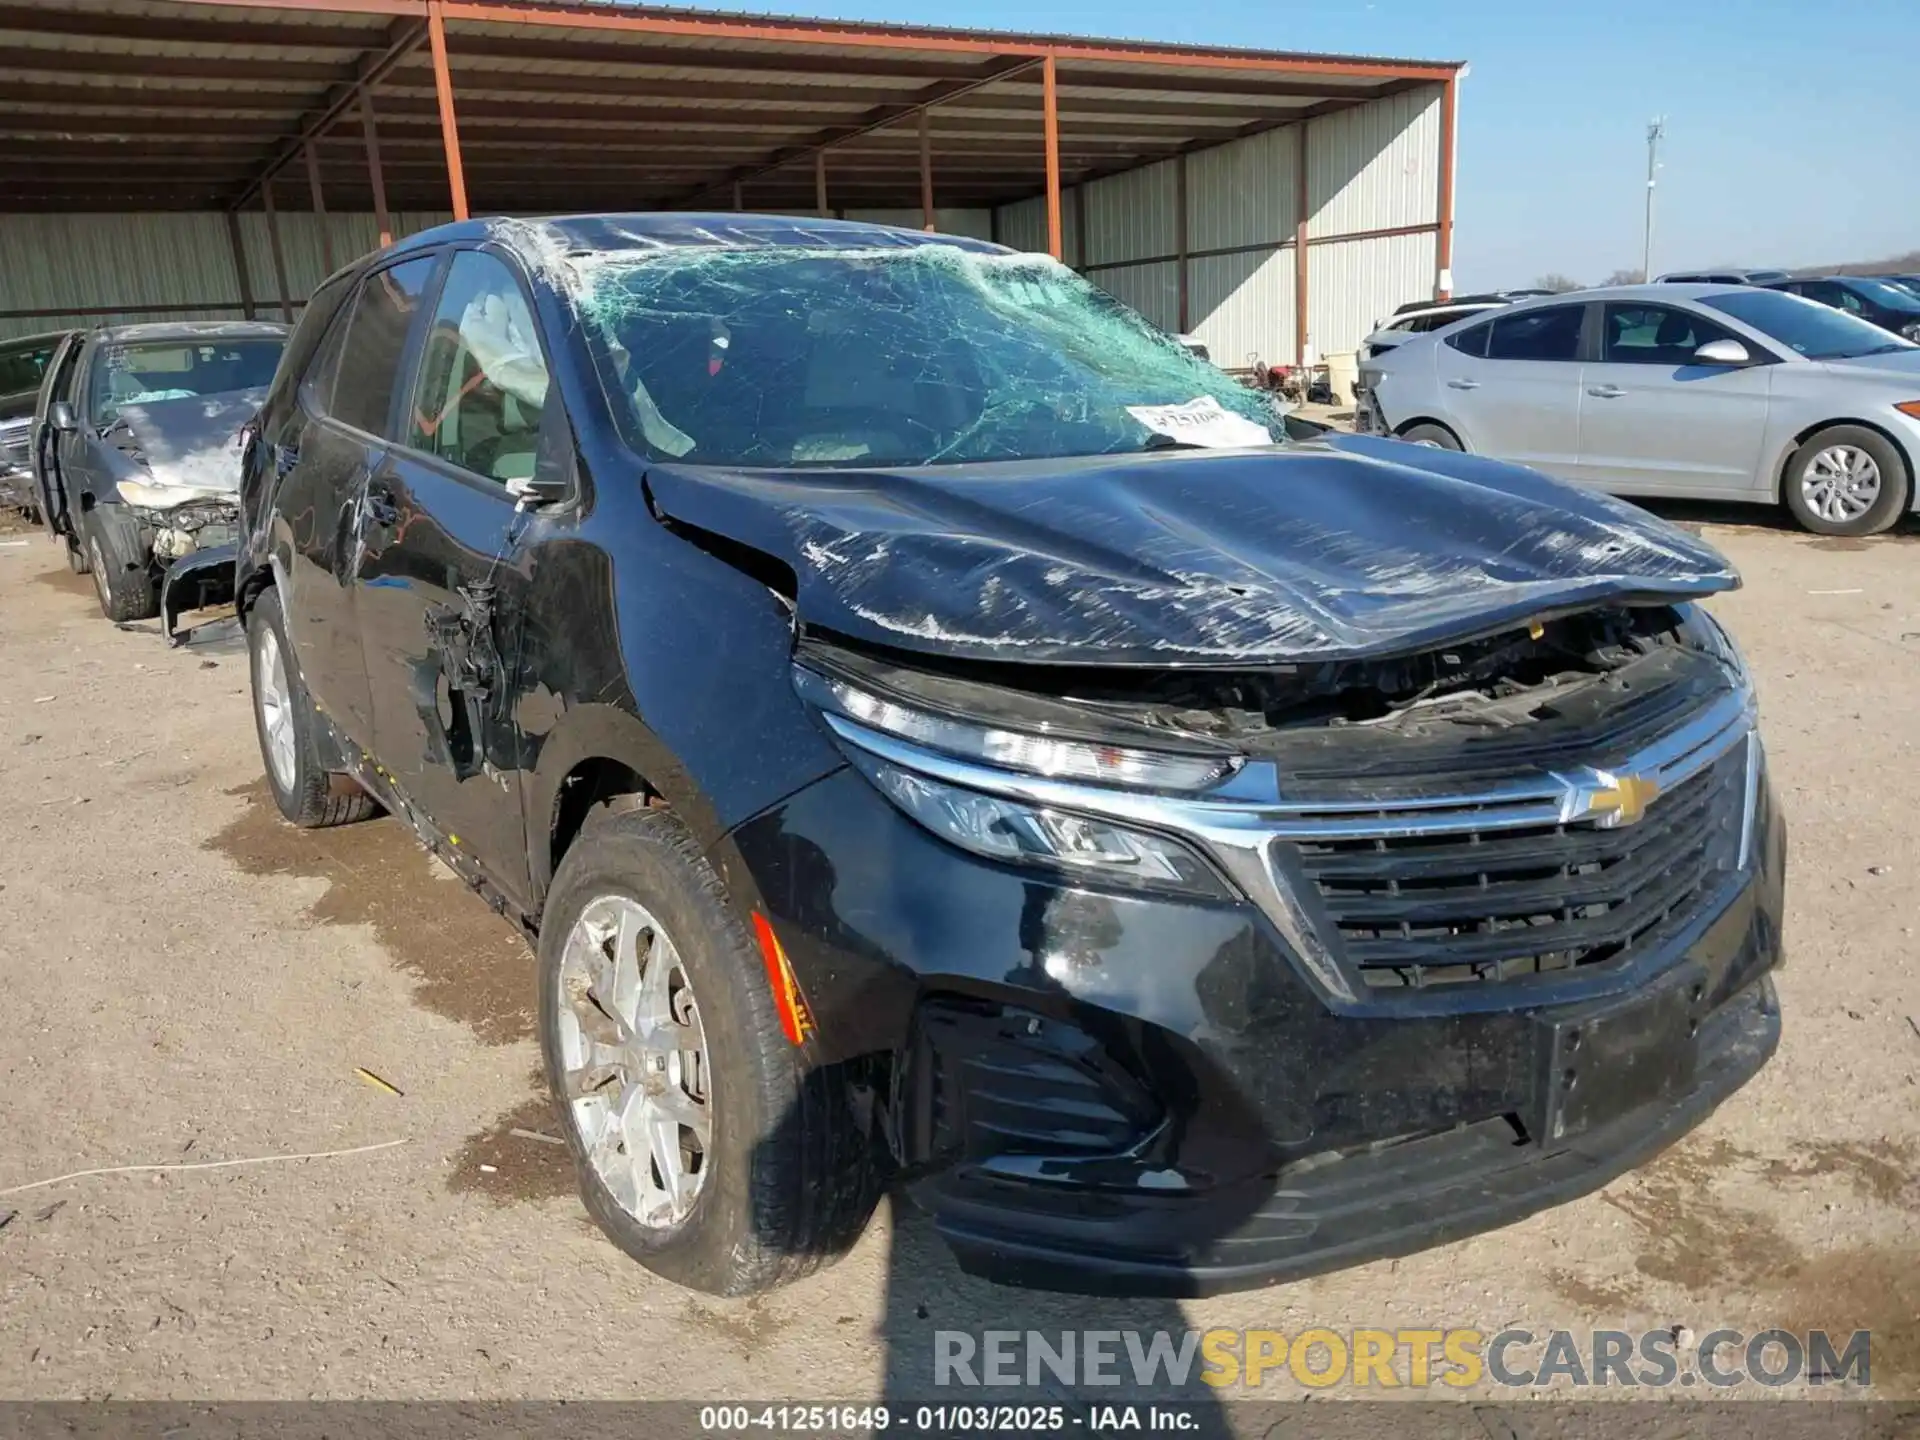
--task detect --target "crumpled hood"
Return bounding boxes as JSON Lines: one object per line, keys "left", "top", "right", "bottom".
{"left": 645, "top": 433, "right": 1739, "bottom": 666}
{"left": 108, "top": 386, "right": 263, "bottom": 507}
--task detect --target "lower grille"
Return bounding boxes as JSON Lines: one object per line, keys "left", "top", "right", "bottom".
{"left": 1293, "top": 744, "right": 1747, "bottom": 990}
{"left": 903, "top": 999, "right": 1160, "bottom": 1165}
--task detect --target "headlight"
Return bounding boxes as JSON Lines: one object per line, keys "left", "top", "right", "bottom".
{"left": 794, "top": 667, "right": 1237, "bottom": 792}
{"left": 852, "top": 753, "right": 1232, "bottom": 899}
{"left": 797, "top": 664, "right": 1238, "bottom": 898}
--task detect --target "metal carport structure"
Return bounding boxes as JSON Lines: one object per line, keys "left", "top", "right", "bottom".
{"left": 0, "top": 0, "right": 1462, "bottom": 363}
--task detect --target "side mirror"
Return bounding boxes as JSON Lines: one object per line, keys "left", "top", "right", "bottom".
{"left": 48, "top": 400, "right": 78, "bottom": 433}
{"left": 1692, "top": 338, "right": 1752, "bottom": 366}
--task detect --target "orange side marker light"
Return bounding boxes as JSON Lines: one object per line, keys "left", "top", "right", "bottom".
{"left": 752, "top": 912, "right": 815, "bottom": 1047}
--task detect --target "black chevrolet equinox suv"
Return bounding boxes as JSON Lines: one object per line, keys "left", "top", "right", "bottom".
{"left": 237, "top": 214, "right": 1784, "bottom": 1297}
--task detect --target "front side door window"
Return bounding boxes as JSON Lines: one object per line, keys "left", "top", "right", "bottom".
{"left": 404, "top": 251, "right": 551, "bottom": 486}
{"left": 1600, "top": 305, "right": 1742, "bottom": 365}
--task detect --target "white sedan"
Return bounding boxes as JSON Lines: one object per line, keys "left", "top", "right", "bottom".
{"left": 1357, "top": 283, "right": 1920, "bottom": 536}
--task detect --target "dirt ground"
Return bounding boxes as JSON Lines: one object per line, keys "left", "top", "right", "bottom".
{"left": 0, "top": 501, "right": 1915, "bottom": 1415}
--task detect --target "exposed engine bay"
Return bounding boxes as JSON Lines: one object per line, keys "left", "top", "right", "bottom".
{"left": 130, "top": 497, "right": 241, "bottom": 561}
{"left": 799, "top": 601, "right": 1744, "bottom": 772}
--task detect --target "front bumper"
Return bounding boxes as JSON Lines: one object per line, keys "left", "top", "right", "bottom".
{"left": 729, "top": 749, "right": 1786, "bottom": 1297}
{"left": 159, "top": 541, "right": 238, "bottom": 645}
{"left": 0, "top": 463, "right": 34, "bottom": 512}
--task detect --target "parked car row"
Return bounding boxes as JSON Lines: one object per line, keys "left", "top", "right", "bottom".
{"left": 27, "top": 320, "right": 288, "bottom": 637}
{"left": 1359, "top": 289, "right": 1555, "bottom": 360}
{"left": 1655, "top": 268, "right": 1792, "bottom": 285}
{"left": 174, "top": 213, "right": 1786, "bottom": 1299}
{"left": 1357, "top": 282, "right": 1920, "bottom": 536}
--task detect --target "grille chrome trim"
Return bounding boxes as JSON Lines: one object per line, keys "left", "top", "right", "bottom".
{"left": 823, "top": 681, "right": 1757, "bottom": 1009}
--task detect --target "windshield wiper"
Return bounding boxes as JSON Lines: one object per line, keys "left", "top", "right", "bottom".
{"left": 1137, "top": 433, "right": 1212, "bottom": 452}
{"left": 1839, "top": 343, "right": 1912, "bottom": 358}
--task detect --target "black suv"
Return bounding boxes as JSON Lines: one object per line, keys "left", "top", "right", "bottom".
{"left": 239, "top": 215, "right": 1785, "bottom": 1298}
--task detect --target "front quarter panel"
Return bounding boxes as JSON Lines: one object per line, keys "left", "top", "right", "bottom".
{"left": 1761, "top": 363, "right": 1920, "bottom": 502}
{"left": 517, "top": 476, "right": 847, "bottom": 897}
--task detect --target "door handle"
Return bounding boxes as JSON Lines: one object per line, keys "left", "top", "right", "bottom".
{"left": 1446, "top": 378, "right": 1480, "bottom": 390}
{"left": 1587, "top": 385, "right": 1626, "bottom": 398}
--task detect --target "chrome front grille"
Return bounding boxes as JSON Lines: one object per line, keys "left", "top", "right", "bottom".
{"left": 824, "top": 672, "right": 1758, "bottom": 1009}
{"left": 1293, "top": 746, "right": 1746, "bottom": 990}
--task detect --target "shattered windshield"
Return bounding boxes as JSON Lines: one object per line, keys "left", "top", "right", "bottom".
{"left": 568, "top": 246, "right": 1282, "bottom": 468}
{"left": 89, "top": 339, "right": 285, "bottom": 427}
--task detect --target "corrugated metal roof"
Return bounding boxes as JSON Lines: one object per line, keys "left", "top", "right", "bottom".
{"left": 0, "top": 0, "right": 1458, "bottom": 214}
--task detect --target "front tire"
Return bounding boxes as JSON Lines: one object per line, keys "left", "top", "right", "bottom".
{"left": 538, "top": 803, "right": 881, "bottom": 1296}
{"left": 85, "top": 520, "right": 157, "bottom": 621}
{"left": 246, "top": 586, "right": 376, "bottom": 828}
{"left": 1783, "top": 425, "right": 1909, "bottom": 536}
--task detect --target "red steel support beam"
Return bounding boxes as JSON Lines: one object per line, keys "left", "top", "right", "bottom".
{"left": 1435, "top": 72, "right": 1457, "bottom": 299}
{"left": 814, "top": 149, "right": 828, "bottom": 216}
{"left": 303, "top": 140, "right": 336, "bottom": 274}
{"left": 1294, "top": 119, "right": 1309, "bottom": 366}
{"left": 427, "top": 0, "right": 469, "bottom": 220}
{"left": 1042, "top": 54, "right": 1062, "bottom": 261}
{"left": 919, "top": 108, "right": 935, "bottom": 231}
{"left": 1175, "top": 151, "right": 1189, "bottom": 333}
{"left": 361, "top": 93, "right": 393, "bottom": 246}
{"left": 261, "top": 179, "right": 293, "bottom": 322}
{"left": 225, "top": 210, "right": 257, "bottom": 321}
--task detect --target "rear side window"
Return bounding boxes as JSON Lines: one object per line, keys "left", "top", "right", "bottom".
{"left": 1484, "top": 305, "right": 1584, "bottom": 361}
{"left": 1446, "top": 322, "right": 1491, "bottom": 358}
{"left": 327, "top": 256, "right": 436, "bottom": 436}
{"left": 277, "top": 272, "right": 356, "bottom": 412}
{"left": 403, "top": 251, "right": 550, "bottom": 485}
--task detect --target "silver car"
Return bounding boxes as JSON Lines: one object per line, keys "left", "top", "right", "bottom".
{"left": 1357, "top": 283, "right": 1920, "bottom": 536}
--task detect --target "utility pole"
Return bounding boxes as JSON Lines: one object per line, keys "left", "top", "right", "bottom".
{"left": 1643, "top": 117, "right": 1665, "bottom": 281}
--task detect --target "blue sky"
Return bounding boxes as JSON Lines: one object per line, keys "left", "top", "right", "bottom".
{"left": 687, "top": 0, "right": 1920, "bottom": 289}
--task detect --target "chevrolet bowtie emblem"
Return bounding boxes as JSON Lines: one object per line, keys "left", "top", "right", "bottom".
{"left": 1584, "top": 772, "right": 1662, "bottom": 827}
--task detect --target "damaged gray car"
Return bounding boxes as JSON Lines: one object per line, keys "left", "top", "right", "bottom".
{"left": 38, "top": 321, "right": 286, "bottom": 630}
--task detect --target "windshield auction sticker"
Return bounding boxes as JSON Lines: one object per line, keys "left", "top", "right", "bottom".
{"left": 1125, "top": 396, "right": 1271, "bottom": 449}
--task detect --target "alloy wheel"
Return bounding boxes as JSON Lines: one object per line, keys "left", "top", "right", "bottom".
{"left": 1801, "top": 445, "right": 1882, "bottom": 525}
{"left": 556, "top": 894, "right": 711, "bottom": 1229}
{"left": 253, "top": 623, "right": 298, "bottom": 793}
